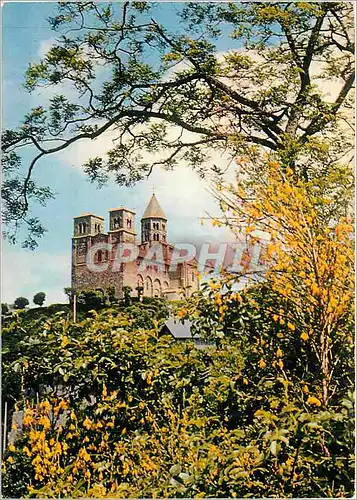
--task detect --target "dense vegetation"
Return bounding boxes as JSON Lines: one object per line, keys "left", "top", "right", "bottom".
{"left": 2, "top": 199, "right": 354, "bottom": 497}
{"left": 1, "top": 1, "right": 354, "bottom": 497}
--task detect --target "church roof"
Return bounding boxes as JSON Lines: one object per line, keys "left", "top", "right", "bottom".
{"left": 142, "top": 194, "right": 167, "bottom": 220}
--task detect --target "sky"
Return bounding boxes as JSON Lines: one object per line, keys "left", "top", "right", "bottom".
{"left": 2, "top": 2, "right": 240, "bottom": 305}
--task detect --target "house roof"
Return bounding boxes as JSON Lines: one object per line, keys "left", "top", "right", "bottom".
{"left": 163, "top": 318, "right": 201, "bottom": 339}
{"left": 142, "top": 194, "right": 167, "bottom": 220}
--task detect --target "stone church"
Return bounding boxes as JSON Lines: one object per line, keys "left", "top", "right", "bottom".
{"left": 71, "top": 194, "right": 199, "bottom": 300}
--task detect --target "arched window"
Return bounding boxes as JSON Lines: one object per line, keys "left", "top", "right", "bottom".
{"left": 145, "top": 277, "right": 152, "bottom": 296}
{"left": 97, "top": 250, "right": 103, "bottom": 262}
{"left": 127, "top": 219, "right": 132, "bottom": 228}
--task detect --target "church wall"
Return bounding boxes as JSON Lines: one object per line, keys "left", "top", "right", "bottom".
{"left": 72, "top": 264, "right": 124, "bottom": 298}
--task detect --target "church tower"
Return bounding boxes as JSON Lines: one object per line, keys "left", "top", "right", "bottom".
{"left": 108, "top": 206, "right": 136, "bottom": 242}
{"left": 141, "top": 194, "right": 167, "bottom": 244}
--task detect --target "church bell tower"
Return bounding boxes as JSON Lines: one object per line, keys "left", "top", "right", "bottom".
{"left": 141, "top": 194, "right": 167, "bottom": 244}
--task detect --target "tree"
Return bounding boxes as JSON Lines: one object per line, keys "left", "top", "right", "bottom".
{"left": 13, "top": 297, "right": 29, "bottom": 309}
{"left": 63, "top": 286, "right": 75, "bottom": 304}
{"left": 136, "top": 285, "right": 144, "bottom": 302}
{"left": 77, "top": 290, "right": 106, "bottom": 311}
{"left": 1, "top": 303, "right": 9, "bottom": 315}
{"left": 189, "top": 158, "right": 354, "bottom": 406}
{"left": 2, "top": 2, "right": 354, "bottom": 247}
{"left": 33, "top": 292, "right": 46, "bottom": 307}
{"left": 106, "top": 286, "right": 117, "bottom": 305}
{"left": 122, "top": 286, "right": 132, "bottom": 307}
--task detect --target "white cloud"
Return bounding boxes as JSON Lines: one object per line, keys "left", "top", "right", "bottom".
{"left": 38, "top": 38, "right": 56, "bottom": 58}
{"left": 1, "top": 245, "right": 71, "bottom": 306}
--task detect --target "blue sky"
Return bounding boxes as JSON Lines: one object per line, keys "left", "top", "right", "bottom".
{"left": 2, "top": 2, "right": 238, "bottom": 305}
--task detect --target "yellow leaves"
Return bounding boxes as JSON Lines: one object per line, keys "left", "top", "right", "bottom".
{"left": 335, "top": 222, "right": 353, "bottom": 239}
{"left": 276, "top": 347, "right": 283, "bottom": 358}
{"left": 177, "top": 309, "right": 186, "bottom": 318}
{"left": 248, "top": 207, "right": 262, "bottom": 219}
{"left": 209, "top": 281, "right": 221, "bottom": 291}
{"left": 79, "top": 447, "right": 91, "bottom": 462}
{"left": 54, "top": 400, "right": 69, "bottom": 415}
{"left": 287, "top": 322, "right": 295, "bottom": 331}
{"left": 8, "top": 444, "right": 16, "bottom": 452}
{"left": 23, "top": 446, "right": 31, "bottom": 457}
{"left": 212, "top": 219, "right": 222, "bottom": 227}
{"left": 214, "top": 293, "right": 223, "bottom": 306}
{"left": 102, "top": 384, "right": 107, "bottom": 398}
{"left": 272, "top": 314, "right": 279, "bottom": 322}
{"left": 31, "top": 455, "right": 41, "bottom": 466}
{"left": 53, "top": 442, "right": 62, "bottom": 454}
{"left": 243, "top": 378, "right": 249, "bottom": 385}
{"left": 83, "top": 417, "right": 93, "bottom": 430}
{"left": 307, "top": 395, "right": 322, "bottom": 407}
{"left": 259, "top": 359, "right": 266, "bottom": 369}
{"left": 23, "top": 414, "right": 34, "bottom": 427}
{"left": 277, "top": 359, "right": 284, "bottom": 369}
{"left": 302, "top": 385, "right": 309, "bottom": 394}
{"left": 38, "top": 416, "right": 51, "bottom": 430}
{"left": 300, "top": 332, "right": 309, "bottom": 341}
{"left": 219, "top": 305, "right": 228, "bottom": 315}
{"left": 61, "top": 336, "right": 70, "bottom": 348}
{"left": 121, "top": 427, "right": 127, "bottom": 435}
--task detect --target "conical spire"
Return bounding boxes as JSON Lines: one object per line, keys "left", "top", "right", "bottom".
{"left": 142, "top": 194, "right": 167, "bottom": 220}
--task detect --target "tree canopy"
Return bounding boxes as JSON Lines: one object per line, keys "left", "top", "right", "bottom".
{"left": 33, "top": 292, "right": 46, "bottom": 307}
{"left": 2, "top": 1, "right": 354, "bottom": 248}
{"left": 14, "top": 297, "right": 30, "bottom": 309}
